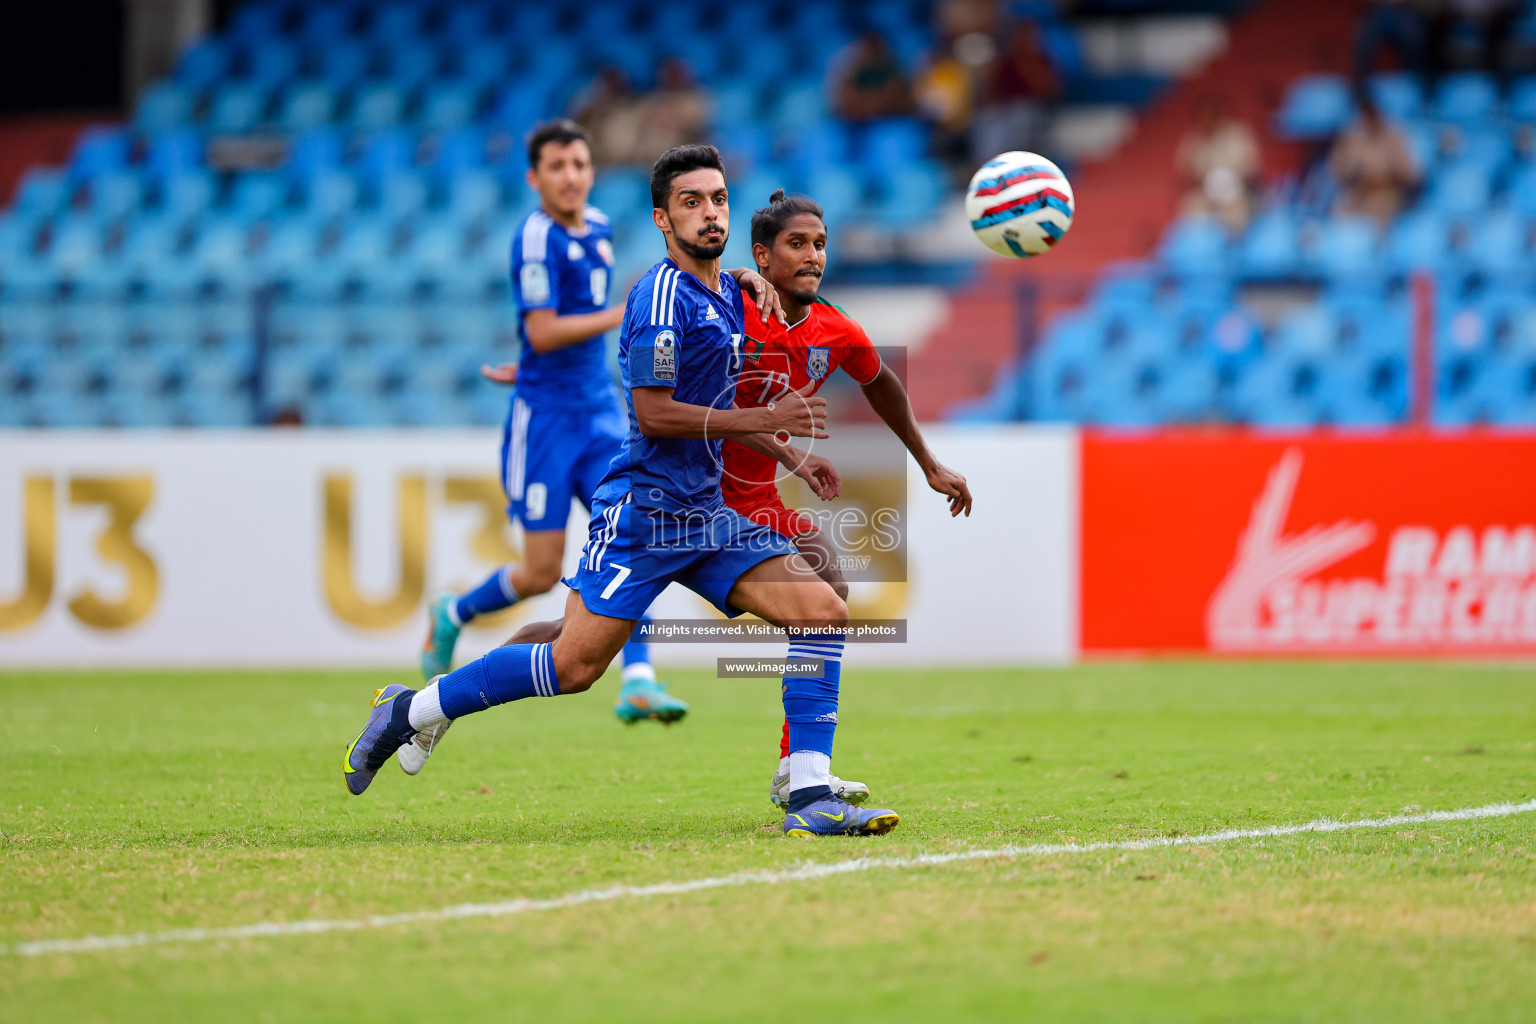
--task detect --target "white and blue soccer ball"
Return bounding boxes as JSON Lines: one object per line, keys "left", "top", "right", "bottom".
{"left": 965, "top": 152, "right": 1074, "bottom": 258}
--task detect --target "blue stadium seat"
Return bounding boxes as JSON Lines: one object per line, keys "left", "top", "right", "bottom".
{"left": 349, "top": 83, "right": 406, "bottom": 129}
{"left": 419, "top": 82, "right": 481, "bottom": 131}
{"left": 1368, "top": 72, "right": 1423, "bottom": 120}
{"left": 207, "top": 83, "right": 271, "bottom": 133}
{"left": 1276, "top": 74, "right": 1352, "bottom": 139}
{"left": 771, "top": 83, "right": 829, "bottom": 134}
{"left": 1434, "top": 71, "right": 1499, "bottom": 121}
{"left": 376, "top": 171, "right": 428, "bottom": 217}
{"left": 1273, "top": 304, "right": 1339, "bottom": 356}
{"left": 806, "top": 166, "right": 864, "bottom": 228}
{"left": 176, "top": 41, "right": 230, "bottom": 88}
{"left": 1238, "top": 209, "right": 1301, "bottom": 277}
{"left": 83, "top": 172, "right": 145, "bottom": 220}
{"left": 1158, "top": 217, "right": 1229, "bottom": 277}
{"left": 146, "top": 129, "right": 205, "bottom": 177}
{"left": 1309, "top": 217, "right": 1382, "bottom": 279}
{"left": 1464, "top": 210, "right": 1528, "bottom": 275}
{"left": 135, "top": 82, "right": 196, "bottom": 130}
{"left": 228, "top": 172, "right": 291, "bottom": 220}
{"left": 156, "top": 169, "right": 217, "bottom": 218}
{"left": 12, "top": 169, "right": 69, "bottom": 216}
{"left": 70, "top": 127, "right": 130, "bottom": 177}
{"left": 300, "top": 3, "right": 358, "bottom": 42}
{"left": 861, "top": 118, "right": 928, "bottom": 168}
{"left": 357, "top": 128, "right": 416, "bottom": 176}
{"left": 871, "top": 164, "right": 946, "bottom": 228}
{"left": 1386, "top": 210, "right": 1452, "bottom": 272}
{"left": 1425, "top": 161, "right": 1492, "bottom": 215}
{"left": 313, "top": 42, "right": 370, "bottom": 85}
{"left": 1509, "top": 75, "right": 1536, "bottom": 121}
{"left": 276, "top": 81, "right": 337, "bottom": 130}
{"left": 244, "top": 43, "right": 301, "bottom": 87}
{"left": 444, "top": 170, "right": 501, "bottom": 221}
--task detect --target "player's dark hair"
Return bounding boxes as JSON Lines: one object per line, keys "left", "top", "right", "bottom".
{"left": 649, "top": 144, "right": 726, "bottom": 209}
{"left": 526, "top": 119, "right": 591, "bottom": 169}
{"left": 750, "top": 189, "right": 826, "bottom": 248}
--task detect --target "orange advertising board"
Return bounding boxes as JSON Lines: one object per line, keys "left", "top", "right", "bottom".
{"left": 1081, "top": 432, "right": 1536, "bottom": 654}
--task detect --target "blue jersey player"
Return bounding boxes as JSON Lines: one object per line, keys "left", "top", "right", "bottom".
{"left": 346, "top": 145, "right": 900, "bottom": 837}
{"left": 416, "top": 120, "right": 688, "bottom": 730}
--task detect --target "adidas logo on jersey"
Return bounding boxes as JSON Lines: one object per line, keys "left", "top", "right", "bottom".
{"left": 704, "top": 303, "right": 719, "bottom": 320}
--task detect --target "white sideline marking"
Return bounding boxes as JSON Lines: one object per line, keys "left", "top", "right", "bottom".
{"left": 7, "top": 799, "right": 1533, "bottom": 958}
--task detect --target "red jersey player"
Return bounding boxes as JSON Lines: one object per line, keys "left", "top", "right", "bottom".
{"left": 730, "top": 189, "right": 972, "bottom": 811}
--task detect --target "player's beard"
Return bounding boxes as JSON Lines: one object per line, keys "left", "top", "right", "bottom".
{"left": 676, "top": 226, "right": 728, "bottom": 261}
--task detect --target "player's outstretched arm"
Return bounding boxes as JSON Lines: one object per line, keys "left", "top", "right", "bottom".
{"left": 859, "top": 364, "right": 973, "bottom": 517}
{"left": 632, "top": 380, "right": 827, "bottom": 441}
{"left": 523, "top": 306, "right": 625, "bottom": 353}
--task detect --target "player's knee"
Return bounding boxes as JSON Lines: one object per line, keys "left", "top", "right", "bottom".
{"left": 830, "top": 578, "right": 850, "bottom": 602}
{"left": 811, "top": 589, "right": 848, "bottom": 631}
{"left": 520, "top": 564, "right": 563, "bottom": 596}
{"left": 551, "top": 647, "right": 604, "bottom": 693}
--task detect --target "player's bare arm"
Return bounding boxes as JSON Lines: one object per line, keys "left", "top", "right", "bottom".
{"left": 731, "top": 431, "right": 843, "bottom": 500}
{"left": 859, "top": 364, "right": 973, "bottom": 517}
{"left": 522, "top": 305, "right": 625, "bottom": 353}
{"left": 631, "top": 380, "right": 827, "bottom": 441}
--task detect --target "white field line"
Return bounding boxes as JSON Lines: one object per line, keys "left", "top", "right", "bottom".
{"left": 6, "top": 798, "right": 1533, "bottom": 958}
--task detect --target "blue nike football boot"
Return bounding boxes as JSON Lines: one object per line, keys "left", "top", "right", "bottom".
{"left": 419, "top": 594, "right": 461, "bottom": 681}
{"left": 614, "top": 676, "right": 689, "bottom": 724}
{"left": 343, "top": 684, "right": 416, "bottom": 795}
{"left": 783, "top": 795, "right": 900, "bottom": 837}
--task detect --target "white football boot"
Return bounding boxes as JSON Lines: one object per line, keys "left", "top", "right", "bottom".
{"left": 398, "top": 719, "right": 451, "bottom": 774}
{"left": 767, "top": 757, "right": 871, "bottom": 807}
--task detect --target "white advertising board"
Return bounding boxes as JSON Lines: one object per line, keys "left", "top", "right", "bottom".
{"left": 0, "top": 426, "right": 1075, "bottom": 667}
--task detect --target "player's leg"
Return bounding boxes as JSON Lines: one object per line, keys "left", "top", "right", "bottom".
{"left": 420, "top": 401, "right": 575, "bottom": 679}
{"left": 765, "top": 527, "right": 869, "bottom": 807}
{"left": 350, "top": 495, "right": 658, "bottom": 795}
{"left": 349, "top": 591, "right": 633, "bottom": 795}
{"left": 574, "top": 409, "right": 688, "bottom": 724}
{"left": 721, "top": 555, "right": 897, "bottom": 836}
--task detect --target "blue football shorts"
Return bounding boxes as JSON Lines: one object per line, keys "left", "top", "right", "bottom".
{"left": 563, "top": 494, "right": 798, "bottom": 619}
{"left": 500, "top": 395, "right": 627, "bottom": 531}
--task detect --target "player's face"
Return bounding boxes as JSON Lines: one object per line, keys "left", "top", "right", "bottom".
{"left": 526, "top": 140, "right": 595, "bottom": 219}
{"left": 753, "top": 213, "right": 827, "bottom": 306}
{"left": 656, "top": 168, "right": 729, "bottom": 260}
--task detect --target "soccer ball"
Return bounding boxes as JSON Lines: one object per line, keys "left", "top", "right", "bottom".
{"left": 965, "top": 152, "right": 1075, "bottom": 258}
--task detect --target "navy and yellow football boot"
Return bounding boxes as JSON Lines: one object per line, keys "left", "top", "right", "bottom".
{"left": 343, "top": 684, "right": 416, "bottom": 795}
{"left": 782, "top": 795, "right": 900, "bottom": 837}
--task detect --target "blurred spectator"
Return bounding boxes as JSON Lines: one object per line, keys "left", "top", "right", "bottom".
{"left": 1354, "top": 0, "right": 1430, "bottom": 79}
{"left": 830, "top": 32, "right": 916, "bottom": 122}
{"left": 1433, "top": 0, "right": 1519, "bottom": 72}
{"left": 916, "top": 38, "right": 976, "bottom": 165}
{"left": 971, "top": 19, "right": 1059, "bottom": 164}
{"left": 937, "top": 0, "right": 1001, "bottom": 39}
{"left": 571, "top": 65, "right": 643, "bottom": 166}
{"left": 1175, "top": 95, "right": 1261, "bottom": 231}
{"left": 632, "top": 58, "right": 708, "bottom": 161}
{"left": 1329, "top": 94, "right": 1420, "bottom": 225}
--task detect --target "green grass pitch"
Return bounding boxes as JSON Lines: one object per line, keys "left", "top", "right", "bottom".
{"left": 2, "top": 661, "right": 1534, "bottom": 1023}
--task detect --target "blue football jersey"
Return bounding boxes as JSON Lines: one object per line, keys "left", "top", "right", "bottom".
{"left": 508, "top": 206, "right": 619, "bottom": 409}
{"left": 595, "top": 258, "right": 747, "bottom": 515}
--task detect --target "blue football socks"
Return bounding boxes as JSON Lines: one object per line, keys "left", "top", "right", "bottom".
{"left": 436, "top": 642, "right": 559, "bottom": 719}
{"left": 454, "top": 565, "right": 519, "bottom": 625}
{"left": 782, "top": 633, "right": 845, "bottom": 813}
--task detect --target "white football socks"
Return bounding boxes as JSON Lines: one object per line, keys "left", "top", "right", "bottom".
{"left": 408, "top": 680, "right": 448, "bottom": 730}
{"left": 788, "top": 750, "right": 832, "bottom": 793}
{"left": 621, "top": 661, "right": 657, "bottom": 685}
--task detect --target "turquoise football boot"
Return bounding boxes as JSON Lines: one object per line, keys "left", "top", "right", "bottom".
{"left": 614, "top": 676, "right": 689, "bottom": 724}
{"left": 783, "top": 795, "right": 900, "bottom": 837}
{"left": 419, "top": 593, "right": 461, "bottom": 681}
